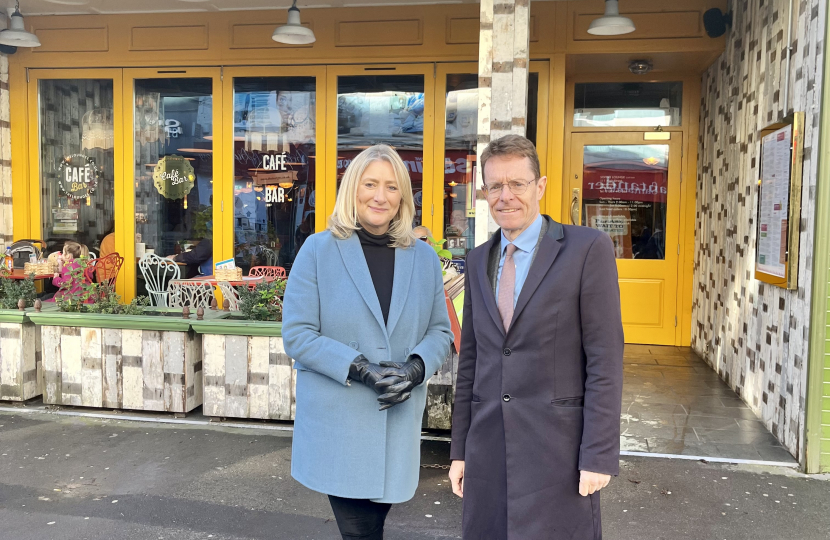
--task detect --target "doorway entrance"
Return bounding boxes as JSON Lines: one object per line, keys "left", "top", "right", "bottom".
{"left": 567, "top": 132, "right": 683, "bottom": 345}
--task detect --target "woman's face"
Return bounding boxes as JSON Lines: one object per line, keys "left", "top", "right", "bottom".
{"left": 355, "top": 160, "right": 402, "bottom": 236}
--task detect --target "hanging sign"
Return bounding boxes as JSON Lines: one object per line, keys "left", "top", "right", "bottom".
{"left": 153, "top": 155, "right": 195, "bottom": 200}
{"left": 57, "top": 154, "right": 100, "bottom": 199}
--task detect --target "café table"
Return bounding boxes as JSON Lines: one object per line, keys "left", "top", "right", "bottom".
{"left": 3, "top": 268, "right": 55, "bottom": 281}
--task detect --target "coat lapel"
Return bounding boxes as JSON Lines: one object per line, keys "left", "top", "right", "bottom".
{"left": 477, "top": 231, "right": 506, "bottom": 336}
{"left": 386, "top": 245, "right": 415, "bottom": 336}
{"left": 336, "top": 234, "right": 387, "bottom": 332}
{"left": 508, "top": 218, "right": 564, "bottom": 334}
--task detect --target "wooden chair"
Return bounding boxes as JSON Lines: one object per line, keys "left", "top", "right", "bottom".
{"left": 168, "top": 279, "right": 214, "bottom": 309}
{"left": 249, "top": 266, "right": 286, "bottom": 279}
{"left": 138, "top": 254, "right": 181, "bottom": 307}
{"left": 87, "top": 252, "right": 124, "bottom": 288}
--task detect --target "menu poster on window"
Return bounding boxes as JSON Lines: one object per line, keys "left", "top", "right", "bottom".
{"left": 757, "top": 126, "right": 792, "bottom": 279}
{"left": 153, "top": 155, "right": 196, "bottom": 200}
{"left": 56, "top": 154, "right": 100, "bottom": 199}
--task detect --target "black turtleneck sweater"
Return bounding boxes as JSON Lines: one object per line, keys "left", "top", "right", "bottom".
{"left": 356, "top": 228, "right": 395, "bottom": 324}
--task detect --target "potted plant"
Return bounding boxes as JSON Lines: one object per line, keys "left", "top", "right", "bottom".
{"left": 28, "top": 261, "right": 216, "bottom": 414}
{"left": 0, "top": 271, "right": 42, "bottom": 401}
{"left": 191, "top": 280, "right": 295, "bottom": 421}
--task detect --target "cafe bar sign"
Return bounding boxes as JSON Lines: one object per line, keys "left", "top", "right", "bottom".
{"left": 153, "top": 155, "right": 196, "bottom": 201}
{"left": 57, "top": 154, "right": 100, "bottom": 200}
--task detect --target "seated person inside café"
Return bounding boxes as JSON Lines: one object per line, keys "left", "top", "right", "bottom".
{"left": 48, "top": 241, "right": 90, "bottom": 302}
{"left": 166, "top": 231, "right": 213, "bottom": 278}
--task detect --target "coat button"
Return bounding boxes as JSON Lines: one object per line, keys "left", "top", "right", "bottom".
{"left": 503, "top": 394, "right": 511, "bottom": 402}
{"left": 503, "top": 348, "right": 512, "bottom": 356}
{"left": 348, "top": 341, "right": 359, "bottom": 349}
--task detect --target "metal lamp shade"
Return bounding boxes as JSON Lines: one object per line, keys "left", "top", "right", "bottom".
{"left": 0, "top": 10, "right": 41, "bottom": 48}
{"left": 587, "top": 0, "right": 635, "bottom": 36}
{"left": 272, "top": 7, "right": 316, "bottom": 45}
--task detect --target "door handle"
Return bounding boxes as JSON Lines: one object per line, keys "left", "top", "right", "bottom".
{"left": 570, "top": 188, "right": 580, "bottom": 225}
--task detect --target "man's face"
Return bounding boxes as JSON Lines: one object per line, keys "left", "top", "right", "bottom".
{"left": 484, "top": 155, "right": 546, "bottom": 241}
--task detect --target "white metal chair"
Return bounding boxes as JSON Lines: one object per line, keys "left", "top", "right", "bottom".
{"left": 168, "top": 279, "right": 215, "bottom": 309}
{"left": 138, "top": 253, "right": 181, "bottom": 307}
{"left": 217, "top": 281, "right": 241, "bottom": 311}
{"left": 261, "top": 247, "right": 279, "bottom": 267}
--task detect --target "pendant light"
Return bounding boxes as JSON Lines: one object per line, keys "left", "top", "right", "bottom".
{"left": 587, "top": 0, "right": 635, "bottom": 36}
{"left": 0, "top": 1, "right": 41, "bottom": 49}
{"left": 272, "top": 0, "right": 315, "bottom": 45}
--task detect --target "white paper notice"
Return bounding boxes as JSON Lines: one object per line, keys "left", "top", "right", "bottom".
{"left": 757, "top": 125, "right": 792, "bottom": 278}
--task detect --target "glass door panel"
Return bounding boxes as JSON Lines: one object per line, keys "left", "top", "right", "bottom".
{"left": 124, "top": 68, "right": 223, "bottom": 300}
{"left": 327, "top": 65, "right": 434, "bottom": 230}
{"left": 580, "top": 144, "right": 669, "bottom": 260}
{"left": 230, "top": 76, "right": 317, "bottom": 276}
{"left": 37, "top": 78, "right": 116, "bottom": 257}
{"left": 436, "top": 63, "right": 546, "bottom": 258}
{"left": 568, "top": 132, "right": 682, "bottom": 345}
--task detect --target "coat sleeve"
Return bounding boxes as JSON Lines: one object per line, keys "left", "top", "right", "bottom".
{"left": 411, "top": 251, "right": 453, "bottom": 379}
{"left": 281, "top": 235, "right": 361, "bottom": 385}
{"left": 450, "top": 267, "right": 476, "bottom": 461}
{"left": 578, "top": 232, "right": 624, "bottom": 476}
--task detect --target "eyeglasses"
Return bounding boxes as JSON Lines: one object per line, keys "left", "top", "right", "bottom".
{"left": 417, "top": 236, "right": 428, "bottom": 241}
{"left": 483, "top": 178, "right": 538, "bottom": 197}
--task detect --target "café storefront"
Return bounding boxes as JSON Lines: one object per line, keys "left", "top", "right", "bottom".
{"left": 8, "top": 0, "right": 725, "bottom": 346}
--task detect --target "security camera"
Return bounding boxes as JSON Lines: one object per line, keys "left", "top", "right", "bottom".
{"left": 703, "top": 8, "right": 733, "bottom": 38}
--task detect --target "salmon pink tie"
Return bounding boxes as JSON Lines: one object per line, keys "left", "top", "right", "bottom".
{"left": 497, "top": 244, "right": 518, "bottom": 332}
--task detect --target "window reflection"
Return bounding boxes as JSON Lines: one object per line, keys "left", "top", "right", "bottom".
{"left": 39, "top": 79, "right": 115, "bottom": 256}
{"left": 581, "top": 145, "right": 669, "bottom": 260}
{"left": 573, "top": 82, "right": 682, "bottom": 128}
{"left": 232, "top": 77, "right": 316, "bottom": 275}
{"left": 336, "top": 75, "right": 425, "bottom": 225}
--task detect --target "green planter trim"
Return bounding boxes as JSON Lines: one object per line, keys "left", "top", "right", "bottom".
{"left": 0, "top": 309, "right": 28, "bottom": 324}
{"left": 190, "top": 317, "right": 282, "bottom": 337}
{"left": 26, "top": 308, "right": 226, "bottom": 332}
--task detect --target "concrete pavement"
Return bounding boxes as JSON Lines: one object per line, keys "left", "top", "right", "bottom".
{"left": 0, "top": 410, "right": 828, "bottom": 540}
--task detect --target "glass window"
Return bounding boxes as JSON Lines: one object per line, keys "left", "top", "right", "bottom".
{"left": 39, "top": 79, "right": 115, "bottom": 256}
{"left": 232, "top": 77, "right": 317, "bottom": 276}
{"left": 581, "top": 144, "right": 668, "bottom": 260}
{"left": 573, "top": 82, "right": 682, "bottom": 127}
{"left": 336, "top": 74, "right": 425, "bottom": 225}
{"left": 441, "top": 72, "right": 539, "bottom": 259}
{"left": 133, "top": 78, "right": 213, "bottom": 284}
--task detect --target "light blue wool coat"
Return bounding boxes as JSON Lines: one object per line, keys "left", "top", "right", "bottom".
{"left": 282, "top": 230, "right": 453, "bottom": 503}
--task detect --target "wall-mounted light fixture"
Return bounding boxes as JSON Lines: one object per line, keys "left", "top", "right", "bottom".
{"left": 587, "top": 0, "right": 635, "bottom": 36}
{"left": 272, "top": 0, "right": 316, "bottom": 45}
{"left": 628, "top": 60, "right": 653, "bottom": 75}
{"left": 0, "top": 1, "right": 41, "bottom": 51}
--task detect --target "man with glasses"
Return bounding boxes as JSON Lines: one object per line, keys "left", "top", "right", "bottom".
{"left": 448, "top": 134, "right": 623, "bottom": 540}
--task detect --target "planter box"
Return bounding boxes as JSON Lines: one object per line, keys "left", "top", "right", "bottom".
{"left": 28, "top": 309, "right": 211, "bottom": 413}
{"left": 0, "top": 310, "right": 42, "bottom": 401}
{"left": 423, "top": 349, "right": 458, "bottom": 430}
{"left": 191, "top": 318, "right": 295, "bottom": 420}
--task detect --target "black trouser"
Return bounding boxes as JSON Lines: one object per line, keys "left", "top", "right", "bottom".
{"left": 328, "top": 495, "right": 392, "bottom": 540}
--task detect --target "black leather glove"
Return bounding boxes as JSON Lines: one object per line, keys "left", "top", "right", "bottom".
{"left": 349, "top": 355, "right": 400, "bottom": 396}
{"left": 376, "top": 355, "right": 426, "bottom": 410}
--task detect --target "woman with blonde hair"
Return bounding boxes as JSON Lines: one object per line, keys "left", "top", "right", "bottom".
{"left": 282, "top": 144, "right": 452, "bottom": 539}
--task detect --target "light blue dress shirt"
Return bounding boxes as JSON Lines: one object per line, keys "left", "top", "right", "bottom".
{"left": 496, "top": 214, "right": 544, "bottom": 308}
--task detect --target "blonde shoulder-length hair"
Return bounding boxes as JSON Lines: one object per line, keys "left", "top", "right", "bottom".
{"left": 328, "top": 144, "right": 416, "bottom": 248}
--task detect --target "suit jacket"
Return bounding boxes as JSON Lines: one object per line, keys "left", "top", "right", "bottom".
{"left": 282, "top": 230, "right": 453, "bottom": 503}
{"left": 450, "top": 215, "right": 624, "bottom": 540}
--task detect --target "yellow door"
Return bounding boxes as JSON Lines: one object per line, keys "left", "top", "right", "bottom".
{"left": 568, "top": 132, "right": 682, "bottom": 345}
{"left": 122, "top": 68, "right": 223, "bottom": 300}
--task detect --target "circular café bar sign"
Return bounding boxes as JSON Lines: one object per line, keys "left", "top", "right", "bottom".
{"left": 57, "top": 154, "right": 100, "bottom": 199}
{"left": 153, "top": 155, "right": 196, "bottom": 200}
